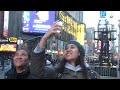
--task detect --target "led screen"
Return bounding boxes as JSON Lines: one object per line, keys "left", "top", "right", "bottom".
{"left": 3, "top": 11, "right": 9, "bottom": 38}
{"left": 22, "top": 11, "right": 56, "bottom": 34}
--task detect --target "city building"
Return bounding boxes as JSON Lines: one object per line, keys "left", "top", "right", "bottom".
{"left": 84, "top": 27, "right": 95, "bottom": 60}
{"left": 67, "top": 11, "right": 83, "bottom": 23}
{"left": 0, "top": 11, "right": 85, "bottom": 59}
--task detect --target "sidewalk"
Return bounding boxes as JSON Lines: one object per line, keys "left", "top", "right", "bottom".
{"left": 0, "top": 65, "right": 11, "bottom": 79}
{"left": 100, "top": 76, "right": 118, "bottom": 79}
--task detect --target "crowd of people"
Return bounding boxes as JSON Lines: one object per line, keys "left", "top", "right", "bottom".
{"left": 3, "top": 21, "right": 100, "bottom": 79}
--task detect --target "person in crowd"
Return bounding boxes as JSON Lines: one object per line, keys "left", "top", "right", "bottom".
{"left": 4, "top": 48, "right": 39, "bottom": 79}
{"left": 45, "top": 54, "right": 53, "bottom": 67}
{"left": 0, "top": 56, "right": 5, "bottom": 71}
{"left": 30, "top": 21, "right": 100, "bottom": 79}
{"left": 5, "top": 47, "right": 56, "bottom": 79}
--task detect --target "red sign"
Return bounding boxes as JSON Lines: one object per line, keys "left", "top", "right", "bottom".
{"left": 57, "top": 50, "right": 60, "bottom": 54}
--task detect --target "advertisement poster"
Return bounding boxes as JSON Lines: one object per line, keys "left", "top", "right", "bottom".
{"left": 3, "top": 11, "right": 9, "bottom": 38}
{"left": 22, "top": 11, "right": 55, "bottom": 34}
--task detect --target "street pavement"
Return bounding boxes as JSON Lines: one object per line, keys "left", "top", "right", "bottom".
{"left": 0, "top": 65, "right": 11, "bottom": 79}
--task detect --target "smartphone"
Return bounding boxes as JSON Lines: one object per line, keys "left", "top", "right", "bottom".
{"left": 56, "top": 20, "right": 62, "bottom": 33}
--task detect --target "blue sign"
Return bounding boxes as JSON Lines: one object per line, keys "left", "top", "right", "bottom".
{"left": 100, "top": 11, "right": 106, "bottom": 18}
{"left": 22, "top": 11, "right": 56, "bottom": 34}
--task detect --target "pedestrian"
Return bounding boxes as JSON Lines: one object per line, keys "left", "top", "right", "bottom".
{"left": 0, "top": 56, "right": 5, "bottom": 71}
{"left": 5, "top": 47, "right": 57, "bottom": 79}
{"left": 4, "top": 48, "right": 39, "bottom": 79}
{"left": 56, "top": 40, "right": 100, "bottom": 79}
{"left": 4, "top": 48, "right": 30, "bottom": 79}
{"left": 30, "top": 21, "right": 100, "bottom": 79}
{"left": 7, "top": 55, "right": 14, "bottom": 69}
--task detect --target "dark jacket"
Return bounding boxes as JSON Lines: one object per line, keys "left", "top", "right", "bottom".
{"left": 30, "top": 49, "right": 57, "bottom": 79}
{"left": 30, "top": 49, "right": 100, "bottom": 79}
{"left": 4, "top": 49, "right": 56, "bottom": 79}
{"left": 4, "top": 66, "right": 39, "bottom": 79}
{"left": 55, "top": 67, "right": 100, "bottom": 79}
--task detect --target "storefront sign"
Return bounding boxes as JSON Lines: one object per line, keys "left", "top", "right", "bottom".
{"left": 9, "top": 37, "right": 17, "bottom": 43}
{"left": 58, "top": 11, "right": 78, "bottom": 36}
{"left": 0, "top": 44, "right": 17, "bottom": 52}
{"left": 22, "top": 11, "right": 56, "bottom": 34}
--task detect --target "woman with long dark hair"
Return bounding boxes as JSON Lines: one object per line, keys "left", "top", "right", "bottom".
{"left": 56, "top": 40, "right": 90, "bottom": 79}
{"left": 30, "top": 21, "right": 100, "bottom": 79}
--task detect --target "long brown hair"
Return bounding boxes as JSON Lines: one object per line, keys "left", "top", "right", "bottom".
{"left": 56, "top": 55, "right": 88, "bottom": 79}
{"left": 56, "top": 40, "right": 89, "bottom": 78}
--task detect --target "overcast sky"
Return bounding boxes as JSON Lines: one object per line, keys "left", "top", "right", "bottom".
{"left": 83, "top": 11, "right": 120, "bottom": 48}
{"left": 83, "top": 11, "right": 120, "bottom": 30}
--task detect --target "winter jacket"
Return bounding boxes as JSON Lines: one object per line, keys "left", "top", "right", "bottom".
{"left": 55, "top": 62, "right": 100, "bottom": 79}
{"left": 56, "top": 67, "right": 100, "bottom": 79}
{"left": 4, "top": 66, "right": 39, "bottom": 79}
{"left": 30, "top": 48, "right": 57, "bottom": 79}
{"left": 30, "top": 46, "right": 100, "bottom": 79}
{"left": 4, "top": 48, "right": 56, "bottom": 79}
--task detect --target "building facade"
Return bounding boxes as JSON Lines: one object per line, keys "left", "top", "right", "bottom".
{"left": 47, "top": 11, "right": 85, "bottom": 58}
{"left": 84, "top": 27, "right": 95, "bottom": 59}
{"left": 67, "top": 11, "right": 83, "bottom": 23}
{"left": 0, "top": 11, "right": 85, "bottom": 59}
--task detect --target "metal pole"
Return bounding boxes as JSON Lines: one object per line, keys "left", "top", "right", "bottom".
{"left": 119, "top": 27, "right": 120, "bottom": 52}
{"left": 118, "top": 20, "right": 120, "bottom": 53}
{"left": 117, "top": 59, "right": 120, "bottom": 79}
{"left": 118, "top": 20, "right": 120, "bottom": 79}
{"left": 19, "top": 37, "right": 21, "bottom": 48}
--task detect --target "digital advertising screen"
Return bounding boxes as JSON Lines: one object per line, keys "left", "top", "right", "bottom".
{"left": 3, "top": 11, "right": 9, "bottom": 38}
{"left": 22, "top": 11, "right": 56, "bottom": 34}
{"left": 0, "top": 44, "right": 17, "bottom": 52}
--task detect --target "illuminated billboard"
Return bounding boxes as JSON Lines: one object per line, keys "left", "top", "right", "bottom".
{"left": 3, "top": 11, "right": 9, "bottom": 38}
{"left": 0, "top": 44, "right": 17, "bottom": 52}
{"left": 76, "top": 24, "right": 86, "bottom": 45}
{"left": 58, "top": 11, "right": 86, "bottom": 45}
{"left": 22, "top": 11, "right": 56, "bottom": 34}
{"left": 58, "top": 11, "right": 78, "bottom": 37}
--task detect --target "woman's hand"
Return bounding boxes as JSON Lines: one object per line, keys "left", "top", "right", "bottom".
{"left": 43, "top": 21, "right": 62, "bottom": 39}
{"left": 38, "top": 21, "right": 62, "bottom": 48}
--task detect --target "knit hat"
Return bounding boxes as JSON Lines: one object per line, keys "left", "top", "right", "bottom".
{"left": 65, "top": 40, "right": 85, "bottom": 57}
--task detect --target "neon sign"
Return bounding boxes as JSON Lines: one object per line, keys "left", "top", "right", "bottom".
{"left": 0, "top": 44, "right": 17, "bottom": 52}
